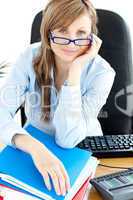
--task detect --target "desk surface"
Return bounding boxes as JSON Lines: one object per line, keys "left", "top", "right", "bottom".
{"left": 89, "top": 157, "right": 133, "bottom": 200}
{"left": 0, "top": 142, "right": 133, "bottom": 200}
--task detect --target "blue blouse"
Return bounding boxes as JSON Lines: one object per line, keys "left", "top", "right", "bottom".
{"left": 0, "top": 42, "right": 116, "bottom": 148}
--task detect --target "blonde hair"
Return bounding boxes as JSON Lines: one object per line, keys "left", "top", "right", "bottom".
{"left": 33, "top": 0, "right": 98, "bottom": 122}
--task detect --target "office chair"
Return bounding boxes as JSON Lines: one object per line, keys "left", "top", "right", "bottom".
{"left": 21, "top": 9, "right": 133, "bottom": 135}
{"left": 96, "top": 9, "right": 133, "bottom": 135}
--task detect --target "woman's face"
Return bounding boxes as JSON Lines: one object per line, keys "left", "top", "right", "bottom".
{"left": 50, "top": 12, "right": 92, "bottom": 63}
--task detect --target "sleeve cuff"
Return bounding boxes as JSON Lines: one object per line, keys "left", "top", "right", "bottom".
{"left": 60, "top": 85, "right": 81, "bottom": 101}
{"left": 60, "top": 85, "right": 82, "bottom": 108}
{"left": 0, "top": 121, "right": 29, "bottom": 146}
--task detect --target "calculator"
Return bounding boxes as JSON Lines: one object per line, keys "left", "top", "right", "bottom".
{"left": 90, "top": 168, "right": 133, "bottom": 200}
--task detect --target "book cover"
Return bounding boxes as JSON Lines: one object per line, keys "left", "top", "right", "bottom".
{"left": 0, "top": 179, "right": 41, "bottom": 200}
{"left": 72, "top": 175, "right": 92, "bottom": 200}
{"left": 0, "top": 183, "right": 39, "bottom": 200}
{"left": 0, "top": 124, "right": 98, "bottom": 200}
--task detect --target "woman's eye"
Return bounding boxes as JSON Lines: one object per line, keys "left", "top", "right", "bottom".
{"left": 59, "top": 29, "right": 66, "bottom": 33}
{"left": 78, "top": 32, "right": 86, "bottom": 36}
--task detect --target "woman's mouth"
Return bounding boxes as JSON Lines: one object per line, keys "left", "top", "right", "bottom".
{"left": 62, "top": 49, "right": 77, "bottom": 55}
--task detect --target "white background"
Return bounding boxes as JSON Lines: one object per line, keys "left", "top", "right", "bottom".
{"left": 0, "top": 0, "right": 132, "bottom": 63}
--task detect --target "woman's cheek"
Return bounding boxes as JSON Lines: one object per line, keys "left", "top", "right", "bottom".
{"left": 76, "top": 46, "right": 89, "bottom": 56}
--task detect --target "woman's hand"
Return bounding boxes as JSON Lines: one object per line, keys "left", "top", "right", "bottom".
{"left": 31, "top": 144, "right": 71, "bottom": 196}
{"left": 67, "top": 34, "right": 102, "bottom": 85}
{"left": 13, "top": 134, "right": 70, "bottom": 196}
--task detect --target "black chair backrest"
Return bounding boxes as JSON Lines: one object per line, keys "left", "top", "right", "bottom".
{"left": 96, "top": 9, "right": 133, "bottom": 134}
{"left": 21, "top": 9, "right": 133, "bottom": 134}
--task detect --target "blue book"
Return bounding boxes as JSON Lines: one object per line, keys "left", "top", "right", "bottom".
{"left": 0, "top": 124, "right": 98, "bottom": 200}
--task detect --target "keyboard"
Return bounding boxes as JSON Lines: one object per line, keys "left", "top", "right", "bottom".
{"left": 77, "top": 134, "right": 133, "bottom": 158}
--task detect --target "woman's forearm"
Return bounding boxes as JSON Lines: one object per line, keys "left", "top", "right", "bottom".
{"left": 12, "top": 134, "right": 45, "bottom": 155}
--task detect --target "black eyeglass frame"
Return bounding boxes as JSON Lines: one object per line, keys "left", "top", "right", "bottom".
{"left": 49, "top": 32, "right": 93, "bottom": 46}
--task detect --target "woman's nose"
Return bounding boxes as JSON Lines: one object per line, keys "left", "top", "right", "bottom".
{"left": 68, "top": 40, "right": 77, "bottom": 47}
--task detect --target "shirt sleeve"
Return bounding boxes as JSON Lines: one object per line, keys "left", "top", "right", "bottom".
{"left": 53, "top": 67, "right": 116, "bottom": 149}
{"left": 0, "top": 48, "right": 31, "bottom": 146}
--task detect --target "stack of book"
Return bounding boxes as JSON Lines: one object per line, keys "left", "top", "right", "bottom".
{"left": 0, "top": 183, "right": 39, "bottom": 200}
{"left": 0, "top": 124, "right": 99, "bottom": 200}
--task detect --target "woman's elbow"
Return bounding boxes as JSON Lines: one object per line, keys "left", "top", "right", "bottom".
{"left": 55, "top": 133, "right": 86, "bottom": 149}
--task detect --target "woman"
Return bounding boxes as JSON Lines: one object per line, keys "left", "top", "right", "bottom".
{"left": 0, "top": 0, "right": 116, "bottom": 196}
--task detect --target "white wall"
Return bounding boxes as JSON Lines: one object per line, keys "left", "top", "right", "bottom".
{"left": 93, "top": 0, "right": 133, "bottom": 50}
{"left": 0, "top": 0, "right": 132, "bottom": 63}
{"left": 0, "top": 0, "right": 47, "bottom": 63}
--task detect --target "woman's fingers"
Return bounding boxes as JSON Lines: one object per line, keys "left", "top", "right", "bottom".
{"left": 92, "top": 34, "right": 102, "bottom": 51}
{"left": 42, "top": 170, "right": 51, "bottom": 191}
{"left": 77, "top": 34, "right": 102, "bottom": 65}
{"left": 53, "top": 165, "right": 68, "bottom": 196}
{"left": 85, "top": 34, "right": 102, "bottom": 60}
{"left": 42, "top": 164, "right": 70, "bottom": 196}
{"left": 59, "top": 162, "right": 71, "bottom": 192}
{"left": 48, "top": 168, "right": 61, "bottom": 195}
{"left": 32, "top": 148, "right": 70, "bottom": 196}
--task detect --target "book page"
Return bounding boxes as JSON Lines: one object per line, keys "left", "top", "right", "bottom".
{"left": 0, "top": 185, "right": 39, "bottom": 200}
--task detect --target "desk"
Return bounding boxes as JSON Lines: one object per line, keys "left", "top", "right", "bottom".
{"left": 0, "top": 142, "right": 133, "bottom": 200}
{"left": 89, "top": 157, "right": 133, "bottom": 200}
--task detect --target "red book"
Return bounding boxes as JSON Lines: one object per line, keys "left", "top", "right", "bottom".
{"left": 72, "top": 173, "right": 92, "bottom": 200}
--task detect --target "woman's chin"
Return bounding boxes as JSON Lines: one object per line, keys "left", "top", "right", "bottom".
{"left": 61, "top": 54, "right": 78, "bottom": 62}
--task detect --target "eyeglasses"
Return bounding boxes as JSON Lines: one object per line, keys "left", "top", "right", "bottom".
{"left": 49, "top": 32, "right": 93, "bottom": 46}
